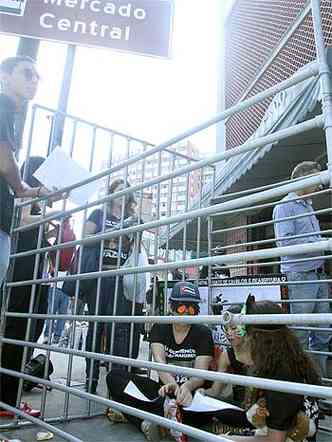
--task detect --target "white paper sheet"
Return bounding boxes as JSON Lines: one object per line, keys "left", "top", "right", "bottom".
{"left": 33, "top": 147, "right": 99, "bottom": 206}
{"left": 183, "top": 391, "right": 244, "bottom": 413}
{"left": 124, "top": 381, "right": 153, "bottom": 402}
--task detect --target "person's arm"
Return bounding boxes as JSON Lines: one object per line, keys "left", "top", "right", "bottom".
{"left": 273, "top": 203, "right": 305, "bottom": 247}
{"left": 224, "top": 429, "right": 287, "bottom": 442}
{"left": 176, "top": 355, "right": 212, "bottom": 406}
{"left": 201, "top": 351, "right": 230, "bottom": 398}
{"left": 0, "top": 141, "right": 44, "bottom": 198}
{"left": 151, "top": 342, "right": 178, "bottom": 389}
{"left": 20, "top": 203, "right": 62, "bottom": 227}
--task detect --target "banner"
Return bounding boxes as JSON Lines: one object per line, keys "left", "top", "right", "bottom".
{"left": 0, "top": 0, "right": 174, "bottom": 58}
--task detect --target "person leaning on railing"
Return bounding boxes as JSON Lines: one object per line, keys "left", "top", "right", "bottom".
{"left": 0, "top": 156, "right": 61, "bottom": 419}
{"left": 0, "top": 56, "right": 49, "bottom": 288}
{"left": 217, "top": 295, "right": 320, "bottom": 442}
{"left": 106, "top": 281, "right": 215, "bottom": 442}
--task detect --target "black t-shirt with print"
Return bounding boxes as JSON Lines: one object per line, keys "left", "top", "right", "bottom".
{"left": 0, "top": 94, "right": 18, "bottom": 234}
{"left": 87, "top": 209, "right": 128, "bottom": 267}
{"left": 150, "top": 323, "right": 214, "bottom": 385}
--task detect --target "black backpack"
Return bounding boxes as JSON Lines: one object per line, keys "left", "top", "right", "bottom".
{"left": 23, "top": 354, "right": 54, "bottom": 392}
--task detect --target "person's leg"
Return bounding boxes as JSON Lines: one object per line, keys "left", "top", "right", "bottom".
{"left": 44, "top": 287, "right": 58, "bottom": 339}
{"left": 85, "top": 280, "right": 108, "bottom": 389}
{"left": 107, "top": 278, "right": 130, "bottom": 370}
{"left": 54, "top": 288, "right": 69, "bottom": 339}
{"left": 0, "top": 286, "right": 31, "bottom": 407}
{"left": 106, "top": 368, "right": 163, "bottom": 429}
{"left": 287, "top": 271, "right": 317, "bottom": 350}
{"left": 33, "top": 285, "right": 49, "bottom": 344}
{"left": 0, "top": 230, "right": 10, "bottom": 286}
{"left": 131, "top": 302, "right": 144, "bottom": 360}
{"left": 310, "top": 273, "right": 331, "bottom": 377}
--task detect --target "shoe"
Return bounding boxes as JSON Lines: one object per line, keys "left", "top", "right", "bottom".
{"left": 85, "top": 380, "right": 98, "bottom": 394}
{"left": 20, "top": 402, "right": 41, "bottom": 418}
{"left": 0, "top": 409, "right": 15, "bottom": 418}
{"left": 0, "top": 403, "right": 40, "bottom": 419}
{"left": 106, "top": 407, "right": 128, "bottom": 423}
{"left": 141, "top": 420, "right": 160, "bottom": 442}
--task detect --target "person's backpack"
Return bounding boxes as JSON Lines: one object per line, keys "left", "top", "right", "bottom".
{"left": 49, "top": 218, "right": 76, "bottom": 272}
{"left": 23, "top": 354, "right": 54, "bottom": 392}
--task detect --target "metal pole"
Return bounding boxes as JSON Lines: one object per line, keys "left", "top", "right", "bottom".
{"left": 51, "top": 45, "right": 76, "bottom": 150}
{"left": 311, "top": 0, "right": 332, "bottom": 183}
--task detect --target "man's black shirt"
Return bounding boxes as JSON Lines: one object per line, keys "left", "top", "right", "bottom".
{"left": 0, "top": 94, "right": 18, "bottom": 234}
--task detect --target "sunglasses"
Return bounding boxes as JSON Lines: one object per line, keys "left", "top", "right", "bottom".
{"left": 21, "top": 68, "right": 40, "bottom": 82}
{"left": 174, "top": 303, "right": 199, "bottom": 316}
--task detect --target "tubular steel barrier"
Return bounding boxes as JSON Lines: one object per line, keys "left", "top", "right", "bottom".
{"left": 0, "top": 1, "right": 331, "bottom": 441}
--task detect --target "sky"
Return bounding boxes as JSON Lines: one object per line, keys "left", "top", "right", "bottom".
{"left": 0, "top": 0, "right": 234, "bottom": 161}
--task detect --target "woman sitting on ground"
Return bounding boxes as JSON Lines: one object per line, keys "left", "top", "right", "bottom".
{"left": 218, "top": 296, "right": 320, "bottom": 442}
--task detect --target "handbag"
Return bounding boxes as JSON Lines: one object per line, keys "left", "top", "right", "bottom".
{"left": 123, "top": 247, "right": 150, "bottom": 303}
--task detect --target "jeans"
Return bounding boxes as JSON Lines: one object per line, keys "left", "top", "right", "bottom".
{"left": 0, "top": 229, "right": 10, "bottom": 286}
{"left": 44, "top": 287, "right": 69, "bottom": 338}
{"left": 287, "top": 270, "right": 331, "bottom": 376}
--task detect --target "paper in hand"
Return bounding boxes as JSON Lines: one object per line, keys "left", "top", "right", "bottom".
{"left": 184, "top": 391, "right": 244, "bottom": 413}
{"left": 33, "top": 146, "right": 99, "bottom": 206}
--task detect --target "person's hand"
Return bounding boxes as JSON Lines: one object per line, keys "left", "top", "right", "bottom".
{"left": 17, "top": 184, "right": 50, "bottom": 199}
{"left": 158, "top": 383, "right": 179, "bottom": 398}
{"left": 175, "top": 384, "right": 193, "bottom": 407}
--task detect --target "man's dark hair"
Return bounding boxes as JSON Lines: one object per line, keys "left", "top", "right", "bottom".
{"left": 291, "top": 161, "right": 321, "bottom": 180}
{"left": 0, "top": 56, "right": 36, "bottom": 75}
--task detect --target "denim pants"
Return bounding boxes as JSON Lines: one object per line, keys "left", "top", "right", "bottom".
{"left": 287, "top": 270, "right": 331, "bottom": 376}
{"left": 0, "top": 229, "right": 10, "bottom": 286}
{"left": 45, "top": 287, "right": 69, "bottom": 338}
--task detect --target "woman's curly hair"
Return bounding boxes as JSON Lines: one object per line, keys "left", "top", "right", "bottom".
{"left": 246, "top": 299, "right": 320, "bottom": 386}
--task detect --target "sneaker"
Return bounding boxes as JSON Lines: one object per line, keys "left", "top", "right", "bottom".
{"left": 0, "top": 409, "right": 15, "bottom": 418}
{"left": 141, "top": 420, "right": 160, "bottom": 442}
{"left": 20, "top": 402, "right": 41, "bottom": 418}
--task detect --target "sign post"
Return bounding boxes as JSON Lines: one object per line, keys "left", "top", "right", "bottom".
{"left": 0, "top": 0, "right": 174, "bottom": 58}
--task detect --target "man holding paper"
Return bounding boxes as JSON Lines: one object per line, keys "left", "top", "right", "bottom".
{"left": 106, "top": 282, "right": 215, "bottom": 442}
{"left": 0, "top": 56, "right": 49, "bottom": 286}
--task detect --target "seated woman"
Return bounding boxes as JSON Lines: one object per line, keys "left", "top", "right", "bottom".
{"left": 218, "top": 296, "right": 320, "bottom": 442}
{"left": 201, "top": 304, "right": 249, "bottom": 407}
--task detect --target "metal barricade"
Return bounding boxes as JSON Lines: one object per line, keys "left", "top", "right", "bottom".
{"left": 0, "top": 1, "right": 331, "bottom": 441}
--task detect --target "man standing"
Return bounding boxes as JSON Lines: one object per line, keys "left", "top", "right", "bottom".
{"left": 273, "top": 161, "right": 330, "bottom": 377}
{"left": 0, "top": 56, "right": 46, "bottom": 285}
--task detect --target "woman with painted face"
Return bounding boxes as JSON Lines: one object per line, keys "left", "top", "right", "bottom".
{"left": 83, "top": 178, "right": 137, "bottom": 393}
{"left": 217, "top": 296, "right": 320, "bottom": 442}
{"left": 199, "top": 304, "right": 249, "bottom": 407}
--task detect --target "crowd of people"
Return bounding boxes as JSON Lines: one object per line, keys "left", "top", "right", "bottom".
{"left": 0, "top": 55, "right": 331, "bottom": 442}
